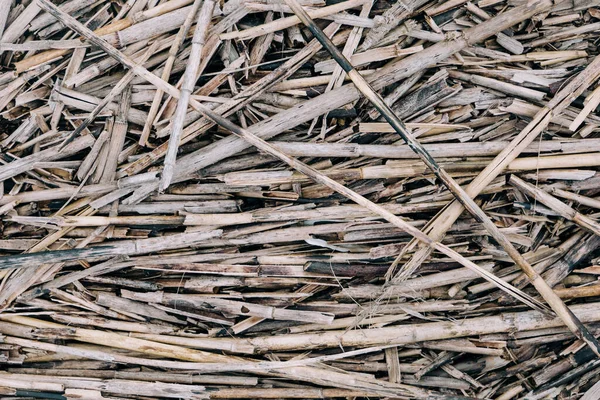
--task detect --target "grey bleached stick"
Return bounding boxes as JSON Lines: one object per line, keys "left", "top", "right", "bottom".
{"left": 28, "top": 0, "right": 96, "bottom": 32}
{"left": 465, "top": 1, "right": 523, "bottom": 55}
{"left": 100, "top": 87, "right": 131, "bottom": 183}
{"left": 315, "top": 1, "right": 371, "bottom": 139}
{"left": 0, "top": 230, "right": 222, "bottom": 270}
{"left": 359, "top": 0, "right": 427, "bottom": 51}
{"left": 20, "top": 256, "right": 129, "bottom": 300}
{"left": 185, "top": 301, "right": 600, "bottom": 351}
{"left": 1, "top": 0, "right": 41, "bottom": 45}
{"left": 269, "top": 139, "right": 600, "bottom": 159}
{"left": 160, "top": 0, "right": 216, "bottom": 191}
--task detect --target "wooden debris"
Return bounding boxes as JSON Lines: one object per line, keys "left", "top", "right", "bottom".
{"left": 0, "top": 0, "right": 600, "bottom": 398}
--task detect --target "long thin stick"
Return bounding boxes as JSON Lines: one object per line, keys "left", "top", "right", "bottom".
{"left": 160, "top": 0, "right": 216, "bottom": 191}
{"left": 282, "top": 0, "right": 600, "bottom": 357}
{"left": 139, "top": 0, "right": 203, "bottom": 146}
{"left": 57, "top": 41, "right": 159, "bottom": 150}
{"left": 0, "top": 0, "right": 11, "bottom": 39}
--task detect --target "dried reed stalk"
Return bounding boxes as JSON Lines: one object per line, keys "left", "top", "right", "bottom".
{"left": 160, "top": 0, "right": 216, "bottom": 191}
{"left": 2, "top": 0, "right": 600, "bottom": 397}
{"left": 283, "top": 0, "right": 600, "bottom": 356}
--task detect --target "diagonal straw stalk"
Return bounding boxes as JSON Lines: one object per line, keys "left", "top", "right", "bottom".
{"left": 181, "top": 102, "right": 548, "bottom": 314}
{"left": 106, "top": 0, "right": 556, "bottom": 203}
{"left": 160, "top": 0, "right": 216, "bottom": 191}
{"left": 508, "top": 175, "right": 600, "bottom": 237}
{"left": 282, "top": 0, "right": 600, "bottom": 357}
{"left": 57, "top": 40, "right": 159, "bottom": 150}
{"left": 139, "top": 0, "right": 204, "bottom": 146}
{"left": 29, "top": 0, "right": 548, "bottom": 315}
{"left": 392, "top": 55, "right": 600, "bottom": 284}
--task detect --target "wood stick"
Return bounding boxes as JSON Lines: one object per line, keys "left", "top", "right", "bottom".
{"left": 0, "top": 2, "right": 571, "bottom": 317}
{"left": 58, "top": 41, "right": 158, "bottom": 149}
{"left": 219, "top": 0, "right": 368, "bottom": 41}
{"left": 0, "top": 0, "right": 10, "bottom": 39}
{"left": 3, "top": 1, "right": 600, "bottom": 396}
{"left": 105, "top": 0, "right": 553, "bottom": 206}
{"left": 1, "top": 1, "right": 41, "bottom": 45}
{"left": 359, "top": 0, "right": 427, "bottom": 51}
{"left": 550, "top": 188, "right": 600, "bottom": 210}
{"left": 160, "top": 0, "right": 216, "bottom": 191}
{"left": 220, "top": 153, "right": 600, "bottom": 185}
{"left": 448, "top": 70, "right": 544, "bottom": 101}
{"left": 0, "top": 319, "right": 426, "bottom": 397}
{"left": 184, "top": 96, "right": 547, "bottom": 312}
{"left": 12, "top": 301, "right": 593, "bottom": 351}
{"left": 508, "top": 175, "right": 600, "bottom": 237}
{"left": 391, "top": 52, "right": 600, "bottom": 286}
{"left": 13, "top": 0, "right": 195, "bottom": 73}
{"left": 122, "top": 22, "right": 342, "bottom": 178}
{"left": 139, "top": 0, "right": 203, "bottom": 146}
{"left": 569, "top": 84, "right": 600, "bottom": 132}
{"left": 0, "top": 230, "right": 222, "bottom": 270}
{"left": 270, "top": 139, "right": 600, "bottom": 159}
